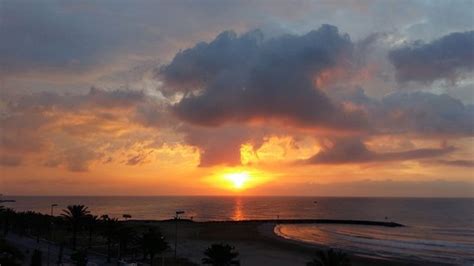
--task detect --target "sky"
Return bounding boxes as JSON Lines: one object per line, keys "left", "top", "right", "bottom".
{"left": 1, "top": 0, "right": 473, "bottom": 196}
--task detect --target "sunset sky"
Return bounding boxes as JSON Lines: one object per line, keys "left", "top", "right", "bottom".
{"left": 1, "top": 0, "right": 473, "bottom": 196}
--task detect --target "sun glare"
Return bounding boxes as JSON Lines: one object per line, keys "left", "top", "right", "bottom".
{"left": 224, "top": 172, "right": 250, "bottom": 189}
{"left": 210, "top": 168, "right": 271, "bottom": 192}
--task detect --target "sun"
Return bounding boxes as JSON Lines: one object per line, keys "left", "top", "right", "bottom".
{"left": 211, "top": 168, "right": 271, "bottom": 192}
{"left": 224, "top": 172, "right": 250, "bottom": 189}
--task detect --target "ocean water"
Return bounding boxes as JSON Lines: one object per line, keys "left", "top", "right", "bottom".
{"left": 3, "top": 196, "right": 474, "bottom": 264}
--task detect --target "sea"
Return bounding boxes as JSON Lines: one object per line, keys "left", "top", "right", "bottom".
{"left": 3, "top": 196, "right": 473, "bottom": 265}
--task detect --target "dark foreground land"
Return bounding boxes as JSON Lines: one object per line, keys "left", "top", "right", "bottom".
{"left": 128, "top": 219, "right": 446, "bottom": 266}
{"left": 2, "top": 213, "right": 454, "bottom": 266}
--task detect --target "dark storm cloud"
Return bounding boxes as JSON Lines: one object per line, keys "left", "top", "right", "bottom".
{"left": 378, "top": 92, "right": 474, "bottom": 136}
{"left": 179, "top": 125, "right": 267, "bottom": 167}
{"left": 306, "top": 138, "right": 454, "bottom": 165}
{"left": 0, "top": 1, "right": 113, "bottom": 74}
{"left": 330, "top": 88, "right": 474, "bottom": 137}
{"left": 160, "top": 25, "right": 368, "bottom": 131}
{"left": 389, "top": 31, "right": 474, "bottom": 83}
{"left": 158, "top": 26, "right": 474, "bottom": 166}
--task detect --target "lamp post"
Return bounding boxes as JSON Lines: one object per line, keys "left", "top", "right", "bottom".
{"left": 174, "top": 210, "right": 185, "bottom": 261}
{"left": 47, "top": 204, "right": 58, "bottom": 266}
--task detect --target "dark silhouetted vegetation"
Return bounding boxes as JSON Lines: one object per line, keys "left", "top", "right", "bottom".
{"left": 202, "top": 243, "right": 240, "bottom": 266}
{"left": 0, "top": 205, "right": 171, "bottom": 265}
{"left": 85, "top": 214, "right": 98, "bottom": 249}
{"left": 140, "top": 228, "right": 168, "bottom": 266}
{"left": 61, "top": 205, "right": 90, "bottom": 250}
{"left": 306, "top": 249, "right": 351, "bottom": 266}
{"left": 100, "top": 215, "right": 119, "bottom": 262}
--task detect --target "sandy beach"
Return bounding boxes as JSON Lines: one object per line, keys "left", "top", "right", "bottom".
{"left": 129, "top": 220, "right": 450, "bottom": 266}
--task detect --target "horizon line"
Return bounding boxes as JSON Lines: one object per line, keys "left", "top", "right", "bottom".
{"left": 3, "top": 194, "right": 473, "bottom": 199}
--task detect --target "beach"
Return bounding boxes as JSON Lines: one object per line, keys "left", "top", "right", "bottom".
{"left": 3, "top": 218, "right": 465, "bottom": 266}
{"left": 3, "top": 196, "right": 473, "bottom": 265}
{"left": 126, "top": 219, "right": 455, "bottom": 266}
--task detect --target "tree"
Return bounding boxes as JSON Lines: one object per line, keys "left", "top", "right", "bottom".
{"left": 24, "top": 211, "right": 48, "bottom": 243}
{"left": 139, "top": 228, "right": 168, "bottom": 266}
{"left": 85, "top": 214, "right": 98, "bottom": 249}
{"left": 61, "top": 205, "right": 90, "bottom": 250}
{"left": 100, "top": 215, "right": 119, "bottom": 263}
{"left": 202, "top": 243, "right": 240, "bottom": 266}
{"left": 306, "top": 249, "right": 351, "bottom": 266}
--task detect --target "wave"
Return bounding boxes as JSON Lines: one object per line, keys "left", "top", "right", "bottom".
{"left": 275, "top": 224, "right": 474, "bottom": 265}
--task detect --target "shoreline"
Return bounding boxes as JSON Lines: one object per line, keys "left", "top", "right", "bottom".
{"left": 2, "top": 215, "right": 457, "bottom": 266}
{"left": 126, "top": 219, "right": 454, "bottom": 266}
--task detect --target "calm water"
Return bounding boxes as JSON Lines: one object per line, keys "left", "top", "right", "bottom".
{"left": 3, "top": 196, "right": 474, "bottom": 264}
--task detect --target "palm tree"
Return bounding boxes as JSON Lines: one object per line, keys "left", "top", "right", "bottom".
{"left": 306, "top": 249, "right": 351, "bottom": 266}
{"left": 61, "top": 205, "right": 90, "bottom": 249}
{"left": 139, "top": 228, "right": 168, "bottom": 266}
{"left": 100, "top": 216, "right": 119, "bottom": 263}
{"left": 85, "top": 214, "right": 98, "bottom": 249}
{"left": 202, "top": 243, "right": 240, "bottom": 266}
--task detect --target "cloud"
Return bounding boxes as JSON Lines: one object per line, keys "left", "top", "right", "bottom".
{"left": 0, "top": 155, "right": 22, "bottom": 167}
{"left": 0, "top": 1, "right": 111, "bottom": 75}
{"left": 64, "top": 147, "right": 99, "bottom": 172}
{"left": 432, "top": 160, "right": 474, "bottom": 167}
{"left": 157, "top": 27, "right": 474, "bottom": 166}
{"left": 320, "top": 88, "right": 474, "bottom": 137}
{"left": 0, "top": 112, "right": 51, "bottom": 153}
{"left": 179, "top": 125, "right": 266, "bottom": 167}
{"left": 256, "top": 179, "right": 474, "bottom": 197}
{"left": 389, "top": 31, "right": 474, "bottom": 83}
{"left": 125, "top": 150, "right": 153, "bottom": 166}
{"left": 306, "top": 138, "right": 454, "bottom": 164}
{"left": 44, "top": 146, "right": 99, "bottom": 172}
{"left": 378, "top": 91, "right": 474, "bottom": 136}
{"left": 160, "top": 25, "right": 368, "bottom": 131}
{"left": 1, "top": 88, "right": 165, "bottom": 171}
{"left": 1, "top": 87, "right": 148, "bottom": 153}
{"left": 10, "top": 87, "right": 145, "bottom": 111}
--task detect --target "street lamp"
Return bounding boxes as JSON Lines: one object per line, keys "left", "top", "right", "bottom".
{"left": 47, "top": 204, "right": 58, "bottom": 266}
{"left": 174, "top": 210, "right": 185, "bottom": 261}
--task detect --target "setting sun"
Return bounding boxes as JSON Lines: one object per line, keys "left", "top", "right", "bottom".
{"left": 224, "top": 172, "right": 250, "bottom": 189}
{"left": 205, "top": 167, "right": 273, "bottom": 192}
